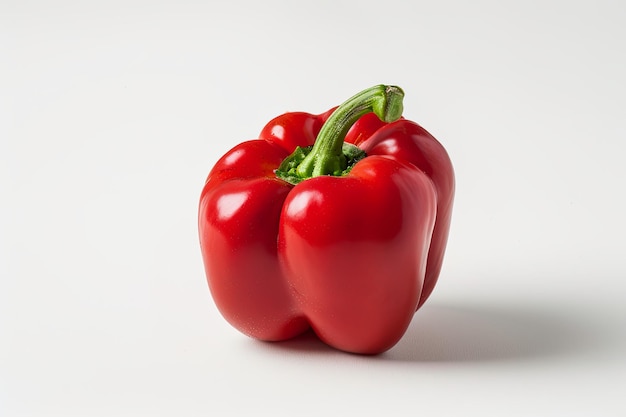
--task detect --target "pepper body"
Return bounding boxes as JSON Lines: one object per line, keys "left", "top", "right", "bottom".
{"left": 198, "top": 86, "right": 454, "bottom": 354}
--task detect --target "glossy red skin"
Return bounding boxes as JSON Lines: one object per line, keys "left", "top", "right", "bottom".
{"left": 198, "top": 109, "right": 454, "bottom": 354}
{"left": 348, "top": 113, "right": 455, "bottom": 308}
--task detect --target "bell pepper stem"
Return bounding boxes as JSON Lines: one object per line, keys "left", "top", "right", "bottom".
{"left": 297, "top": 85, "right": 404, "bottom": 178}
{"left": 275, "top": 85, "right": 404, "bottom": 184}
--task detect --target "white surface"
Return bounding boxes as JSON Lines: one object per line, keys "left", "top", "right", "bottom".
{"left": 1, "top": 1, "right": 625, "bottom": 416}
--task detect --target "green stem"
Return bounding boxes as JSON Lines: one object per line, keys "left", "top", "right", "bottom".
{"left": 275, "top": 85, "right": 404, "bottom": 185}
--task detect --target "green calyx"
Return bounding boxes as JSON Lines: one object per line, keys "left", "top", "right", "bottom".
{"left": 276, "top": 143, "right": 367, "bottom": 185}
{"left": 275, "top": 85, "right": 405, "bottom": 185}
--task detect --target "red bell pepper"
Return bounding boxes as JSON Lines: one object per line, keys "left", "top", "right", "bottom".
{"left": 198, "top": 85, "right": 454, "bottom": 354}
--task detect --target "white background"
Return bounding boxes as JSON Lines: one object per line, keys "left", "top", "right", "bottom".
{"left": 1, "top": 0, "right": 625, "bottom": 415}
